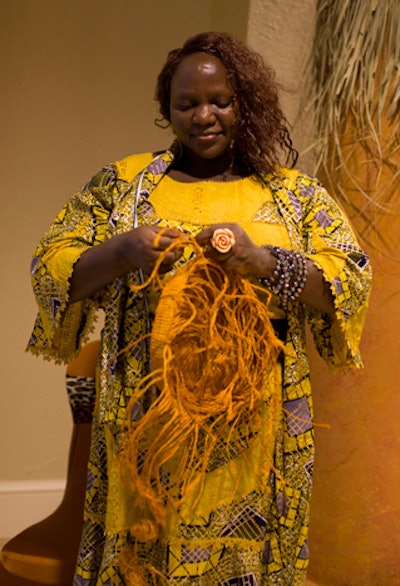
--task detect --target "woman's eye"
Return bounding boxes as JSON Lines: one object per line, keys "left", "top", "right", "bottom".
{"left": 177, "top": 104, "right": 193, "bottom": 112}
{"left": 174, "top": 100, "right": 232, "bottom": 111}
{"left": 215, "top": 101, "right": 232, "bottom": 109}
{"left": 176, "top": 104, "right": 192, "bottom": 111}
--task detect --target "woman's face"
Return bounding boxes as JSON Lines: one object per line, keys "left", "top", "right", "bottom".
{"left": 169, "top": 53, "right": 236, "bottom": 164}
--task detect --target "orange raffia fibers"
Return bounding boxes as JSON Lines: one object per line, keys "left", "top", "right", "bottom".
{"left": 120, "top": 228, "right": 285, "bottom": 550}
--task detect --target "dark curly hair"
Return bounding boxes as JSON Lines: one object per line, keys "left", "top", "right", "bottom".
{"left": 155, "top": 31, "right": 298, "bottom": 181}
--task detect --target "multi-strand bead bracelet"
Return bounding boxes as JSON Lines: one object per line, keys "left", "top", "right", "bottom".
{"left": 209, "top": 229, "right": 308, "bottom": 309}
{"left": 259, "top": 246, "right": 308, "bottom": 308}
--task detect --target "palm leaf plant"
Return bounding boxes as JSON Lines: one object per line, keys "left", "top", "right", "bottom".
{"left": 304, "top": 0, "right": 400, "bottom": 248}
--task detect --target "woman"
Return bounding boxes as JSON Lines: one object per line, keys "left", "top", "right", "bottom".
{"left": 28, "top": 32, "right": 371, "bottom": 585}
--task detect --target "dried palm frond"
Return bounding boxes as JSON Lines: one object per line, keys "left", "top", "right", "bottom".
{"left": 302, "top": 0, "right": 400, "bottom": 247}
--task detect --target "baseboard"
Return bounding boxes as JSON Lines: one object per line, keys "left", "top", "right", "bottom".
{"left": 0, "top": 480, "right": 66, "bottom": 540}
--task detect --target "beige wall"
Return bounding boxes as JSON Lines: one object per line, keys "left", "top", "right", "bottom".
{"left": 0, "top": 0, "right": 249, "bottom": 483}
{"left": 248, "top": 0, "right": 316, "bottom": 173}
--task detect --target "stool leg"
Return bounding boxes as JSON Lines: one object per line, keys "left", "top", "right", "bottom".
{"left": 0, "top": 422, "right": 92, "bottom": 585}
{"left": 1, "top": 342, "right": 99, "bottom": 585}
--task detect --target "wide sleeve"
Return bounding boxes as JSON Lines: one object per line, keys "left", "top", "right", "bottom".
{"left": 300, "top": 178, "right": 372, "bottom": 371}
{"left": 26, "top": 165, "right": 120, "bottom": 363}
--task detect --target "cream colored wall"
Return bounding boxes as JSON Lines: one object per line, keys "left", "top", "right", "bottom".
{"left": 0, "top": 0, "right": 249, "bottom": 483}
{"left": 247, "top": 0, "right": 317, "bottom": 173}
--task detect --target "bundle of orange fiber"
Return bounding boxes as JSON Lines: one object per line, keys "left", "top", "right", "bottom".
{"left": 121, "top": 229, "right": 284, "bottom": 549}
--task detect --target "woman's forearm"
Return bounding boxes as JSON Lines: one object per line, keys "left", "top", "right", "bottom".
{"left": 69, "top": 234, "right": 132, "bottom": 303}
{"left": 298, "top": 260, "right": 335, "bottom": 314}
{"left": 68, "top": 226, "right": 184, "bottom": 303}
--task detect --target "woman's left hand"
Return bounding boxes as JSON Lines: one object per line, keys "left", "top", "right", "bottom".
{"left": 196, "top": 223, "right": 335, "bottom": 313}
{"left": 196, "top": 223, "right": 274, "bottom": 278}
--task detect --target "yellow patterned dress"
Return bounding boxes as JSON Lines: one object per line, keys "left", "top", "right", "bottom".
{"left": 27, "top": 148, "right": 371, "bottom": 585}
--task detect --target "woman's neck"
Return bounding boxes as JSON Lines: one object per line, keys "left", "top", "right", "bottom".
{"left": 168, "top": 151, "right": 245, "bottom": 183}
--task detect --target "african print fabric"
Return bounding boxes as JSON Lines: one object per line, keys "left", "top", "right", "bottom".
{"left": 27, "top": 147, "right": 371, "bottom": 585}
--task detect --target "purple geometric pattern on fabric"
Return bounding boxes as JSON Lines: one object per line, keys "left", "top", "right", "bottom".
{"left": 299, "top": 183, "right": 315, "bottom": 198}
{"left": 28, "top": 332, "right": 37, "bottom": 345}
{"left": 333, "top": 276, "right": 344, "bottom": 295}
{"left": 182, "top": 545, "right": 212, "bottom": 563}
{"left": 353, "top": 254, "right": 369, "bottom": 268}
{"left": 335, "top": 241, "right": 359, "bottom": 252}
{"left": 129, "top": 399, "right": 143, "bottom": 422}
{"left": 334, "top": 242, "right": 369, "bottom": 268}
{"left": 315, "top": 209, "right": 333, "bottom": 228}
{"left": 220, "top": 506, "right": 267, "bottom": 539}
{"left": 108, "top": 359, "right": 117, "bottom": 377}
{"left": 139, "top": 188, "right": 150, "bottom": 200}
{"left": 148, "top": 159, "right": 168, "bottom": 175}
{"left": 51, "top": 297, "right": 61, "bottom": 318}
{"left": 74, "top": 576, "right": 89, "bottom": 585}
{"left": 299, "top": 540, "right": 309, "bottom": 560}
{"left": 284, "top": 397, "right": 313, "bottom": 436}
{"left": 288, "top": 190, "right": 302, "bottom": 221}
{"left": 262, "top": 540, "right": 273, "bottom": 564}
{"left": 221, "top": 573, "right": 259, "bottom": 586}
{"left": 276, "top": 491, "right": 290, "bottom": 517}
{"left": 86, "top": 468, "right": 95, "bottom": 492}
{"left": 30, "top": 257, "right": 40, "bottom": 277}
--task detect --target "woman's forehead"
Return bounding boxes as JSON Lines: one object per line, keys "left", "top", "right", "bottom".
{"left": 171, "top": 53, "right": 231, "bottom": 91}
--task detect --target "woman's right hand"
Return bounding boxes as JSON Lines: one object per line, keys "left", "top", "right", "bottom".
{"left": 69, "top": 226, "right": 183, "bottom": 303}
{"left": 118, "top": 226, "right": 183, "bottom": 274}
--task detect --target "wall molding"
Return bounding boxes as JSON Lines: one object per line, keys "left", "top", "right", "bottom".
{"left": 0, "top": 480, "right": 66, "bottom": 539}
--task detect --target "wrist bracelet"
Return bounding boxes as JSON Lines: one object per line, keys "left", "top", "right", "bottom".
{"left": 259, "top": 246, "right": 308, "bottom": 308}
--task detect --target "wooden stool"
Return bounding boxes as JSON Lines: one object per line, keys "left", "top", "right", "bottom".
{"left": 0, "top": 341, "right": 100, "bottom": 585}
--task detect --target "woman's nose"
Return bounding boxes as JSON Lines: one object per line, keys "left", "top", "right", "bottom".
{"left": 193, "top": 104, "right": 215, "bottom": 124}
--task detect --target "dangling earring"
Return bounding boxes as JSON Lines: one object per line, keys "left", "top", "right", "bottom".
{"left": 229, "top": 139, "right": 237, "bottom": 171}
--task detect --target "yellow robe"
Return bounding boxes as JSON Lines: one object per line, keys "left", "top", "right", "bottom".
{"left": 28, "top": 148, "right": 371, "bottom": 585}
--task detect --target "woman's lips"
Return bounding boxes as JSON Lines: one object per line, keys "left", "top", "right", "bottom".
{"left": 192, "top": 132, "right": 221, "bottom": 142}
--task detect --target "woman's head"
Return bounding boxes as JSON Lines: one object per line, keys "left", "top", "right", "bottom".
{"left": 155, "top": 32, "right": 297, "bottom": 178}
{"left": 168, "top": 52, "right": 237, "bottom": 168}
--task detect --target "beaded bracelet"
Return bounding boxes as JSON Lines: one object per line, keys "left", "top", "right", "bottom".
{"left": 259, "top": 246, "right": 308, "bottom": 308}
